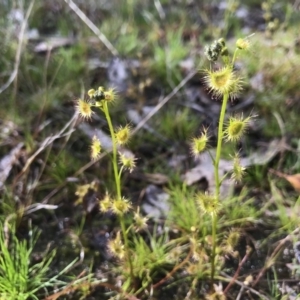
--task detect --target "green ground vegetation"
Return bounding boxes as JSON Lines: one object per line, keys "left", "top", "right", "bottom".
{"left": 1, "top": 0, "right": 300, "bottom": 299}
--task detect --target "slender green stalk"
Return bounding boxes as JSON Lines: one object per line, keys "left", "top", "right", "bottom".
{"left": 119, "top": 166, "right": 125, "bottom": 180}
{"left": 103, "top": 102, "right": 121, "bottom": 199}
{"left": 119, "top": 216, "right": 134, "bottom": 280}
{"left": 210, "top": 214, "right": 217, "bottom": 284}
{"left": 102, "top": 101, "right": 134, "bottom": 284}
{"left": 214, "top": 92, "right": 229, "bottom": 196}
{"left": 211, "top": 92, "right": 229, "bottom": 284}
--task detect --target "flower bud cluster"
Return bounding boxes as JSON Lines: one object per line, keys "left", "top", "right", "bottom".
{"left": 204, "top": 38, "right": 227, "bottom": 62}
{"left": 88, "top": 86, "right": 117, "bottom": 104}
{"left": 193, "top": 35, "right": 255, "bottom": 219}
{"left": 76, "top": 86, "right": 136, "bottom": 164}
{"left": 99, "top": 192, "right": 132, "bottom": 216}
{"left": 76, "top": 87, "right": 117, "bottom": 121}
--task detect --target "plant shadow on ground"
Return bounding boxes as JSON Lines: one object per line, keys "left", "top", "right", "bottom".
{"left": 1, "top": 0, "right": 300, "bottom": 299}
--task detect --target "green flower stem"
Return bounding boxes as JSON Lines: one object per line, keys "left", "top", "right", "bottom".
{"left": 214, "top": 92, "right": 229, "bottom": 196}
{"left": 210, "top": 213, "right": 217, "bottom": 284}
{"left": 120, "top": 216, "right": 134, "bottom": 278}
{"left": 119, "top": 166, "right": 124, "bottom": 180}
{"left": 103, "top": 102, "right": 121, "bottom": 199}
{"left": 211, "top": 91, "right": 229, "bottom": 284}
{"left": 102, "top": 102, "right": 134, "bottom": 283}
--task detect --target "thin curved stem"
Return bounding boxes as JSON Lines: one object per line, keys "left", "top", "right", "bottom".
{"left": 119, "top": 166, "right": 124, "bottom": 181}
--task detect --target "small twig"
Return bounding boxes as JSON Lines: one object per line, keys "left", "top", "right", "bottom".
{"left": 152, "top": 246, "right": 192, "bottom": 289}
{"left": 43, "top": 270, "right": 93, "bottom": 300}
{"left": 41, "top": 182, "right": 68, "bottom": 204}
{"left": 20, "top": 113, "right": 77, "bottom": 175}
{"left": 44, "top": 275, "right": 139, "bottom": 300}
{"left": 236, "top": 286, "right": 245, "bottom": 300}
{"left": 64, "top": 0, "right": 118, "bottom": 56}
{"left": 268, "top": 168, "right": 288, "bottom": 178}
{"left": 223, "top": 246, "right": 252, "bottom": 294}
{"left": 220, "top": 272, "right": 269, "bottom": 300}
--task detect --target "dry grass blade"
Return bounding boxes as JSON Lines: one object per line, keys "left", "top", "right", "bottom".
{"left": 220, "top": 272, "right": 269, "bottom": 300}
{"left": 0, "top": 143, "right": 23, "bottom": 189}
{"left": 16, "top": 114, "right": 77, "bottom": 181}
{"left": 43, "top": 273, "right": 140, "bottom": 300}
{"left": 64, "top": 0, "right": 118, "bottom": 56}
{"left": 0, "top": 0, "right": 35, "bottom": 95}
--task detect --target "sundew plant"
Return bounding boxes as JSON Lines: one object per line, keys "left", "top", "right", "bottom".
{"left": 76, "top": 87, "right": 146, "bottom": 292}
{"left": 191, "top": 35, "right": 255, "bottom": 288}
{"left": 76, "top": 35, "right": 256, "bottom": 297}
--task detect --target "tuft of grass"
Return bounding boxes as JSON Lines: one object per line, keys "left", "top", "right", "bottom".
{"left": 151, "top": 27, "right": 190, "bottom": 85}
{"left": 0, "top": 222, "right": 57, "bottom": 299}
{"left": 121, "top": 232, "right": 178, "bottom": 294}
{"left": 45, "top": 149, "right": 82, "bottom": 185}
{"left": 167, "top": 184, "right": 209, "bottom": 233}
{"left": 156, "top": 106, "right": 200, "bottom": 142}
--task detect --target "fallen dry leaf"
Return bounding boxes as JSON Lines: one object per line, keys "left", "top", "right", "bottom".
{"left": 269, "top": 169, "right": 300, "bottom": 192}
